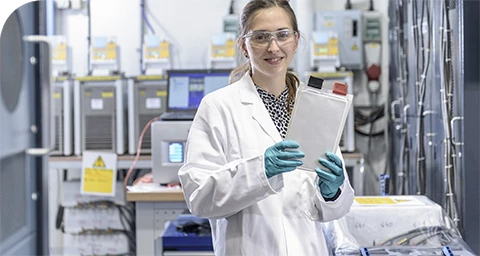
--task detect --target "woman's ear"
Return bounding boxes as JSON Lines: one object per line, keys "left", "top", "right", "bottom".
{"left": 238, "top": 37, "right": 247, "bottom": 56}
{"left": 295, "top": 32, "right": 300, "bottom": 50}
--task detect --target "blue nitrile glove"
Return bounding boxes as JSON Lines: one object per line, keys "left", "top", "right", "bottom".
{"left": 264, "top": 140, "right": 305, "bottom": 179}
{"left": 315, "top": 152, "right": 345, "bottom": 198}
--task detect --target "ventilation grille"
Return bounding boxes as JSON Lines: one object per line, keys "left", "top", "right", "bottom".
{"left": 54, "top": 115, "right": 63, "bottom": 152}
{"left": 139, "top": 114, "right": 157, "bottom": 150}
{"left": 85, "top": 115, "right": 115, "bottom": 151}
{"left": 0, "top": 11, "right": 23, "bottom": 113}
{"left": 0, "top": 153, "right": 27, "bottom": 243}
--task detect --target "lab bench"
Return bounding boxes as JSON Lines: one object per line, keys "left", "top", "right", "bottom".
{"left": 127, "top": 187, "right": 187, "bottom": 256}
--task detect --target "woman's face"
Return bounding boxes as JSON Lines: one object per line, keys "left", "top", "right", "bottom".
{"left": 241, "top": 7, "right": 299, "bottom": 79}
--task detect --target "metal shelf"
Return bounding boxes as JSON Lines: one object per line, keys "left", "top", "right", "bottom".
{"left": 48, "top": 155, "right": 152, "bottom": 169}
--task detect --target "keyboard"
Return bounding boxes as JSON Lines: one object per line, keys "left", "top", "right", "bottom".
{"left": 160, "top": 112, "right": 196, "bottom": 121}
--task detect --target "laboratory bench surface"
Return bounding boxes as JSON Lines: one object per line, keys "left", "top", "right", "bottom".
{"left": 126, "top": 187, "right": 185, "bottom": 202}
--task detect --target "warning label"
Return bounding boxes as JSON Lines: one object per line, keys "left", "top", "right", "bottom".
{"left": 93, "top": 156, "right": 106, "bottom": 168}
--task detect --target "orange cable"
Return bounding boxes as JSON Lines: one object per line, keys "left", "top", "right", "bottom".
{"left": 124, "top": 116, "right": 161, "bottom": 190}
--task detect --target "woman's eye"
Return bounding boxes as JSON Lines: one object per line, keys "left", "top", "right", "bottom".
{"left": 254, "top": 33, "right": 267, "bottom": 41}
{"left": 277, "top": 32, "right": 289, "bottom": 39}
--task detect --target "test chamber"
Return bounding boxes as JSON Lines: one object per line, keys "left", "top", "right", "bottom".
{"left": 52, "top": 77, "right": 74, "bottom": 156}
{"left": 128, "top": 76, "right": 167, "bottom": 155}
{"left": 74, "top": 76, "right": 127, "bottom": 155}
{"left": 50, "top": 36, "right": 74, "bottom": 156}
{"left": 152, "top": 120, "right": 192, "bottom": 184}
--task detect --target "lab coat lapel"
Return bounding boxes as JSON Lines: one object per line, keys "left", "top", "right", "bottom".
{"left": 238, "top": 73, "right": 282, "bottom": 143}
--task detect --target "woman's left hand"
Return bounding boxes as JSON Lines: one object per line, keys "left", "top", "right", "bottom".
{"left": 315, "top": 152, "right": 344, "bottom": 199}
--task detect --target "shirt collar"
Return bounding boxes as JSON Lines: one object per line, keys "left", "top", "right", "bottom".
{"left": 254, "top": 84, "right": 289, "bottom": 103}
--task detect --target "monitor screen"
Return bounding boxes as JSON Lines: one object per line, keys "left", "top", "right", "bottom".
{"left": 167, "top": 69, "right": 231, "bottom": 111}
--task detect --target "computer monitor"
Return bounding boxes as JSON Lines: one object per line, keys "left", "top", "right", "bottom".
{"left": 166, "top": 69, "right": 232, "bottom": 113}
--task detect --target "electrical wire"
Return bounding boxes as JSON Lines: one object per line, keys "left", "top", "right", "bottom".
{"left": 412, "top": 0, "right": 431, "bottom": 195}
{"left": 392, "top": 0, "right": 410, "bottom": 195}
{"left": 124, "top": 116, "right": 161, "bottom": 190}
{"left": 57, "top": 200, "right": 136, "bottom": 254}
{"left": 354, "top": 106, "right": 385, "bottom": 183}
{"left": 399, "top": 0, "right": 418, "bottom": 195}
{"left": 141, "top": 0, "right": 156, "bottom": 34}
{"left": 355, "top": 128, "right": 384, "bottom": 137}
{"left": 440, "top": 0, "right": 460, "bottom": 228}
{"left": 390, "top": 1, "right": 462, "bottom": 228}
{"left": 378, "top": 226, "right": 457, "bottom": 246}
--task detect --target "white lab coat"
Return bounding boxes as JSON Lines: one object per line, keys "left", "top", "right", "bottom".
{"left": 178, "top": 73, "right": 354, "bottom": 256}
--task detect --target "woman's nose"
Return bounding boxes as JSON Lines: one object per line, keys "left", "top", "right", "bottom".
{"left": 267, "top": 38, "right": 280, "bottom": 52}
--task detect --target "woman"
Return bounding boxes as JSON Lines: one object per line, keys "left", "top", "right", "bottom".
{"left": 178, "top": 0, "right": 354, "bottom": 255}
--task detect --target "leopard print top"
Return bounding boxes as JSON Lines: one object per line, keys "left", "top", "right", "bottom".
{"left": 255, "top": 84, "right": 294, "bottom": 139}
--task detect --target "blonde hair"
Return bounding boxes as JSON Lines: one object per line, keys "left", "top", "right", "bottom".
{"left": 229, "top": 0, "right": 299, "bottom": 114}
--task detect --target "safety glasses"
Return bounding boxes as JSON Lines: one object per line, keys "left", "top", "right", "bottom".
{"left": 243, "top": 29, "right": 298, "bottom": 48}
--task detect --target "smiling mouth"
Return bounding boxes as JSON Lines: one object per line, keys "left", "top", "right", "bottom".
{"left": 264, "top": 57, "right": 284, "bottom": 62}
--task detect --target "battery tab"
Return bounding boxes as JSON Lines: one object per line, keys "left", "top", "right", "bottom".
{"left": 333, "top": 82, "right": 348, "bottom": 96}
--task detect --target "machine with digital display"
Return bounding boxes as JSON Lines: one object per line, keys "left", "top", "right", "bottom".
{"left": 51, "top": 35, "right": 71, "bottom": 76}
{"left": 310, "top": 31, "right": 340, "bottom": 72}
{"left": 152, "top": 70, "right": 231, "bottom": 184}
{"left": 89, "top": 36, "right": 121, "bottom": 76}
{"left": 142, "top": 34, "right": 171, "bottom": 75}
{"left": 207, "top": 33, "right": 237, "bottom": 69}
{"left": 151, "top": 120, "right": 191, "bottom": 185}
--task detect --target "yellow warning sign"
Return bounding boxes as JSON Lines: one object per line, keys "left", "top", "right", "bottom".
{"left": 83, "top": 168, "right": 114, "bottom": 194}
{"left": 93, "top": 156, "right": 106, "bottom": 167}
{"left": 81, "top": 152, "right": 117, "bottom": 196}
{"left": 352, "top": 44, "right": 359, "bottom": 51}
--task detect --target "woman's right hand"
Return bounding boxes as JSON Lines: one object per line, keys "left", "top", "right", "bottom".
{"left": 264, "top": 140, "right": 305, "bottom": 178}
